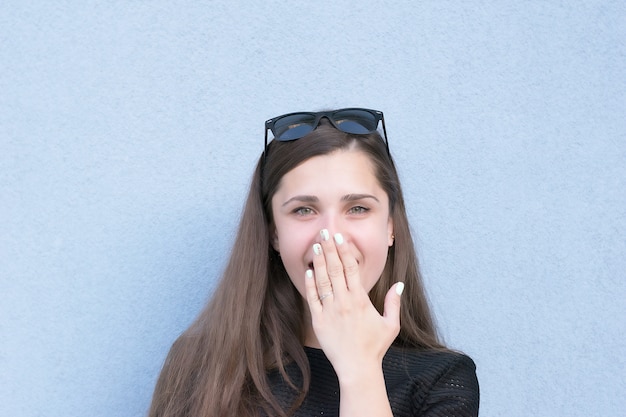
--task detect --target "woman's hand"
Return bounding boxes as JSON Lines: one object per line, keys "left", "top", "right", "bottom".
{"left": 305, "top": 228, "right": 404, "bottom": 382}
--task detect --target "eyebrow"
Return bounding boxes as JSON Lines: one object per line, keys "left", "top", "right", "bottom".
{"left": 342, "top": 193, "right": 380, "bottom": 203}
{"left": 281, "top": 193, "right": 379, "bottom": 207}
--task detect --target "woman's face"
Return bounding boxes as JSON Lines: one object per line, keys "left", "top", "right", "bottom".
{"left": 271, "top": 148, "right": 394, "bottom": 298}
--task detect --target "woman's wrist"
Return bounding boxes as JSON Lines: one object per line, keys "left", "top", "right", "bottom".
{"left": 336, "top": 360, "right": 385, "bottom": 388}
{"left": 337, "top": 364, "right": 393, "bottom": 417}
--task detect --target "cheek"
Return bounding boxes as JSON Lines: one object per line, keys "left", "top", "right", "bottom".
{"left": 361, "top": 244, "right": 391, "bottom": 291}
{"left": 276, "top": 227, "right": 311, "bottom": 257}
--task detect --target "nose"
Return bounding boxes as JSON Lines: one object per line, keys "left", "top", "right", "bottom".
{"left": 320, "top": 211, "right": 344, "bottom": 237}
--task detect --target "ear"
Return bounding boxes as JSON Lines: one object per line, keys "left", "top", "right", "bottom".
{"left": 270, "top": 227, "right": 280, "bottom": 252}
{"left": 387, "top": 218, "right": 395, "bottom": 247}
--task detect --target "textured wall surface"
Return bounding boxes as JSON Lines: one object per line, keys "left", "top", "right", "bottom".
{"left": 1, "top": 1, "right": 624, "bottom": 416}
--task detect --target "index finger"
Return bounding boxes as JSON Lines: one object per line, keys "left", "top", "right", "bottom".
{"left": 317, "top": 230, "right": 348, "bottom": 297}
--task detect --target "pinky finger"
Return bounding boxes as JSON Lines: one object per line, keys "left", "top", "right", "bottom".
{"left": 305, "top": 269, "right": 323, "bottom": 314}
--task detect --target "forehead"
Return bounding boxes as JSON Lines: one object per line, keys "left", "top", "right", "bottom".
{"left": 273, "top": 149, "right": 383, "bottom": 197}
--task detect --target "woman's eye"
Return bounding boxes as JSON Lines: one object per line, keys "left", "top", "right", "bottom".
{"left": 348, "top": 206, "right": 369, "bottom": 214}
{"left": 294, "top": 207, "right": 314, "bottom": 216}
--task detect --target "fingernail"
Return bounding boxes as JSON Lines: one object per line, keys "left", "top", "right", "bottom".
{"left": 313, "top": 243, "right": 322, "bottom": 255}
{"left": 396, "top": 282, "right": 405, "bottom": 296}
{"left": 333, "top": 233, "right": 344, "bottom": 245}
{"left": 320, "top": 229, "right": 330, "bottom": 241}
{"left": 306, "top": 269, "right": 313, "bottom": 279}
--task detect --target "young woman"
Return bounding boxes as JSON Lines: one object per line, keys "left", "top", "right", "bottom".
{"left": 148, "top": 108, "right": 479, "bottom": 417}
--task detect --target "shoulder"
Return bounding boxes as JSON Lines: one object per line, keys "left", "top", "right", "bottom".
{"left": 384, "top": 348, "right": 479, "bottom": 416}
{"left": 384, "top": 347, "right": 476, "bottom": 376}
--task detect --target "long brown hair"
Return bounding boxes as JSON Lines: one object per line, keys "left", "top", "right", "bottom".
{"left": 147, "top": 123, "right": 443, "bottom": 417}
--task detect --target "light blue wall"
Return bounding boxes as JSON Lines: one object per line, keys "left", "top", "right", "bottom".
{"left": 1, "top": 1, "right": 624, "bottom": 416}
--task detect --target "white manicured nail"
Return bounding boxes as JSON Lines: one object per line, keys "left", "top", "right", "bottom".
{"left": 334, "top": 233, "right": 344, "bottom": 245}
{"left": 320, "top": 229, "right": 330, "bottom": 241}
{"left": 306, "top": 269, "right": 313, "bottom": 279}
{"left": 396, "top": 282, "right": 405, "bottom": 296}
{"left": 313, "top": 243, "right": 322, "bottom": 255}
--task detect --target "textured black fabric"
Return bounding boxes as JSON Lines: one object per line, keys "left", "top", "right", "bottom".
{"left": 266, "top": 346, "right": 479, "bottom": 417}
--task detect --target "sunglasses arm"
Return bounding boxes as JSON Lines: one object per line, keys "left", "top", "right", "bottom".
{"left": 380, "top": 115, "right": 390, "bottom": 154}
{"left": 264, "top": 128, "right": 269, "bottom": 163}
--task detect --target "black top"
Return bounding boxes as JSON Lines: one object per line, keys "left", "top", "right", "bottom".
{"left": 266, "top": 346, "right": 479, "bottom": 417}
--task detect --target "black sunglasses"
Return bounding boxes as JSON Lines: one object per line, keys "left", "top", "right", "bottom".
{"left": 264, "top": 108, "right": 389, "bottom": 159}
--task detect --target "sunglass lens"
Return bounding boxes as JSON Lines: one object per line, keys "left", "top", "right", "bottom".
{"left": 273, "top": 114, "right": 316, "bottom": 141}
{"left": 333, "top": 109, "right": 378, "bottom": 134}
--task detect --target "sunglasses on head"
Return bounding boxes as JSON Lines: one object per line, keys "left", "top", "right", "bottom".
{"left": 264, "top": 108, "right": 389, "bottom": 159}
